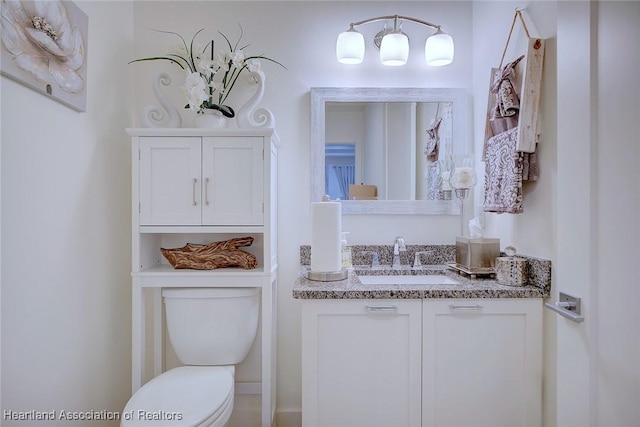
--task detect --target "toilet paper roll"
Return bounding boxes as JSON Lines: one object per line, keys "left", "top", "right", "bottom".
{"left": 311, "top": 202, "right": 342, "bottom": 272}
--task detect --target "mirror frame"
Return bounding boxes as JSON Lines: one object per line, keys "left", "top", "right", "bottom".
{"left": 311, "top": 87, "right": 470, "bottom": 215}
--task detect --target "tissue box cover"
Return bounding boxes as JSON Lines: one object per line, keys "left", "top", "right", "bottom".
{"left": 455, "top": 237, "right": 500, "bottom": 272}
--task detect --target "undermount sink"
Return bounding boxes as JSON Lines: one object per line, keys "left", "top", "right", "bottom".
{"left": 357, "top": 275, "right": 460, "bottom": 286}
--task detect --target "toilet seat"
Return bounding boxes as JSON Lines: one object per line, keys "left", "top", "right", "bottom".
{"left": 122, "top": 366, "right": 234, "bottom": 426}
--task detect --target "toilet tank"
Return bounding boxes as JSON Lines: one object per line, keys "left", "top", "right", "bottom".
{"left": 162, "top": 287, "right": 260, "bottom": 366}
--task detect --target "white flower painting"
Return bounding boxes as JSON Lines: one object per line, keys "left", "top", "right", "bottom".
{"left": 1, "top": 0, "right": 88, "bottom": 112}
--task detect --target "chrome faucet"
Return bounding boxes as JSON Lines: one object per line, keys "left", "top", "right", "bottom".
{"left": 393, "top": 236, "right": 406, "bottom": 267}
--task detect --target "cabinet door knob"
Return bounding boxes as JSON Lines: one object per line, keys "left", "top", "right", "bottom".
{"left": 192, "top": 178, "right": 198, "bottom": 206}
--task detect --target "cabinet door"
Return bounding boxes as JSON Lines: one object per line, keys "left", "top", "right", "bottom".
{"left": 423, "top": 299, "right": 542, "bottom": 427}
{"left": 302, "top": 299, "right": 422, "bottom": 427}
{"left": 202, "top": 137, "right": 263, "bottom": 225}
{"left": 139, "top": 137, "right": 202, "bottom": 225}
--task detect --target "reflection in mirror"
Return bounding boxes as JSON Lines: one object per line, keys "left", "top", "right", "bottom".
{"left": 311, "top": 88, "right": 469, "bottom": 215}
{"left": 325, "top": 101, "right": 454, "bottom": 201}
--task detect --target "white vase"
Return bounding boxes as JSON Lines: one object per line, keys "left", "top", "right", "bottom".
{"left": 194, "top": 109, "right": 227, "bottom": 128}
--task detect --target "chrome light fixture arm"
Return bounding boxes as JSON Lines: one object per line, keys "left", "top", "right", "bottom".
{"left": 347, "top": 14, "right": 440, "bottom": 32}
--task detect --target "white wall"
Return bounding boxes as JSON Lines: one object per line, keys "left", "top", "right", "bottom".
{"left": 593, "top": 4, "right": 640, "bottom": 423}
{"left": 131, "top": 1, "right": 473, "bottom": 419}
{"left": 1, "top": 1, "right": 134, "bottom": 425}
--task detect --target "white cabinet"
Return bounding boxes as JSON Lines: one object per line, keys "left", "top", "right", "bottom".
{"left": 128, "top": 128, "right": 279, "bottom": 427}
{"left": 301, "top": 298, "right": 542, "bottom": 427}
{"left": 423, "top": 298, "right": 542, "bottom": 427}
{"left": 301, "top": 299, "right": 422, "bottom": 427}
{"left": 139, "top": 135, "right": 264, "bottom": 226}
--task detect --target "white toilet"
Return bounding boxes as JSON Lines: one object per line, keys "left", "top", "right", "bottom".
{"left": 122, "top": 287, "right": 260, "bottom": 426}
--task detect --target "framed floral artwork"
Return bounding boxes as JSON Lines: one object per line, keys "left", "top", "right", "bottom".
{"left": 1, "top": 0, "right": 88, "bottom": 112}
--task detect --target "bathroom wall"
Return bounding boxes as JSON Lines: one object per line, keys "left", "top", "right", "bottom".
{"left": 1, "top": 1, "right": 135, "bottom": 425}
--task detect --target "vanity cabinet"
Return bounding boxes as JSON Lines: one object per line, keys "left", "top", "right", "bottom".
{"left": 128, "top": 128, "right": 279, "bottom": 427}
{"left": 301, "top": 299, "right": 422, "bottom": 427}
{"left": 301, "top": 298, "right": 542, "bottom": 427}
{"left": 422, "top": 299, "right": 542, "bottom": 427}
{"left": 139, "top": 135, "right": 264, "bottom": 226}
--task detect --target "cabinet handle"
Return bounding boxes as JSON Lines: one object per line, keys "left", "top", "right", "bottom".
{"left": 449, "top": 304, "right": 483, "bottom": 311}
{"left": 192, "top": 178, "right": 197, "bottom": 206}
{"left": 204, "top": 178, "right": 210, "bottom": 205}
{"left": 365, "top": 305, "right": 398, "bottom": 313}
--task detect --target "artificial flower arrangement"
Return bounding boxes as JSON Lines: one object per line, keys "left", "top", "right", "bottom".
{"left": 130, "top": 26, "right": 285, "bottom": 118}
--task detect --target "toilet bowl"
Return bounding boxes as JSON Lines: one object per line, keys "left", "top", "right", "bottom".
{"left": 122, "top": 287, "right": 260, "bottom": 426}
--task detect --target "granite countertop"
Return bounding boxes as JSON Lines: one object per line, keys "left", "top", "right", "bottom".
{"left": 293, "top": 245, "right": 551, "bottom": 300}
{"left": 293, "top": 266, "right": 545, "bottom": 299}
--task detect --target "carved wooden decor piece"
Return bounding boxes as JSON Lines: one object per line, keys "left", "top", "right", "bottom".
{"left": 161, "top": 236, "right": 258, "bottom": 270}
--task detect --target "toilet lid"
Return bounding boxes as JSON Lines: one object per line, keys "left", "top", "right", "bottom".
{"left": 123, "top": 366, "right": 233, "bottom": 426}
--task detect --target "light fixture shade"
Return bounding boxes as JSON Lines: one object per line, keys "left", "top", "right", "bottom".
{"left": 336, "top": 30, "right": 365, "bottom": 64}
{"left": 425, "top": 30, "right": 454, "bottom": 66}
{"left": 380, "top": 32, "right": 409, "bottom": 66}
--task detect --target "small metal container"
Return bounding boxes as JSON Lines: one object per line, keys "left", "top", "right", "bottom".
{"left": 455, "top": 237, "right": 500, "bottom": 273}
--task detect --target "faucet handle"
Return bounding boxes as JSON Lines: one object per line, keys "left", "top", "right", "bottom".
{"left": 413, "top": 251, "right": 433, "bottom": 267}
{"left": 371, "top": 252, "right": 380, "bottom": 267}
{"left": 361, "top": 251, "right": 380, "bottom": 267}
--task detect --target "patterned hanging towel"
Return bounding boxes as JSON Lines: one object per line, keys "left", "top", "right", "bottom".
{"left": 483, "top": 127, "right": 524, "bottom": 214}
{"left": 424, "top": 117, "right": 442, "bottom": 161}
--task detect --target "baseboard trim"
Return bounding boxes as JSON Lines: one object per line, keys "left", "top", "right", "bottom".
{"left": 275, "top": 410, "right": 302, "bottom": 427}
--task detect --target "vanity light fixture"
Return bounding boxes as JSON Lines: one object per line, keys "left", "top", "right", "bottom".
{"left": 336, "top": 15, "right": 454, "bottom": 67}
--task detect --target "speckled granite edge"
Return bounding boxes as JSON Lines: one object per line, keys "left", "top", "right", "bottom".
{"left": 300, "top": 244, "right": 456, "bottom": 267}
{"left": 293, "top": 267, "right": 545, "bottom": 299}
{"left": 297, "top": 245, "right": 551, "bottom": 299}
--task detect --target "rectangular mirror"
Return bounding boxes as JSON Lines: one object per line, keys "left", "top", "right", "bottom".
{"left": 311, "top": 87, "right": 470, "bottom": 214}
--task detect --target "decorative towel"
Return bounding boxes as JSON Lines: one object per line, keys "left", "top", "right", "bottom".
{"left": 487, "top": 55, "right": 525, "bottom": 140}
{"left": 483, "top": 127, "right": 524, "bottom": 214}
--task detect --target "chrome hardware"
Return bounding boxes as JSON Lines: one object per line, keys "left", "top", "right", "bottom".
{"left": 393, "top": 236, "right": 406, "bottom": 267}
{"left": 192, "top": 178, "right": 197, "bottom": 205}
{"left": 305, "top": 269, "right": 348, "bottom": 282}
{"left": 204, "top": 177, "right": 210, "bottom": 206}
{"left": 545, "top": 292, "right": 584, "bottom": 323}
{"left": 413, "top": 251, "right": 432, "bottom": 267}
{"left": 365, "top": 305, "right": 398, "bottom": 313}
{"left": 361, "top": 251, "right": 380, "bottom": 267}
{"left": 449, "top": 304, "right": 483, "bottom": 311}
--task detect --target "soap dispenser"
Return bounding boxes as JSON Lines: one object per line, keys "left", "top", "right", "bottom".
{"left": 340, "top": 232, "right": 352, "bottom": 269}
